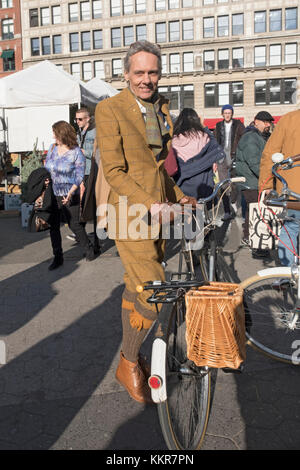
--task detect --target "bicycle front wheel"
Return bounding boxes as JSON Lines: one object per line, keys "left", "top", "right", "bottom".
{"left": 241, "top": 268, "right": 300, "bottom": 364}
{"left": 157, "top": 299, "right": 211, "bottom": 450}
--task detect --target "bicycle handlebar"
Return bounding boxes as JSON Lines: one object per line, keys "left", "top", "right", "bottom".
{"left": 197, "top": 176, "right": 246, "bottom": 204}
{"left": 270, "top": 153, "right": 300, "bottom": 204}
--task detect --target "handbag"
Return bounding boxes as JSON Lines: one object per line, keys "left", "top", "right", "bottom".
{"left": 34, "top": 191, "right": 50, "bottom": 232}
{"left": 248, "top": 191, "right": 282, "bottom": 250}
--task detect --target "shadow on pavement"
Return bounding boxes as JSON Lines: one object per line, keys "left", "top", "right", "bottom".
{"left": 0, "top": 284, "right": 125, "bottom": 449}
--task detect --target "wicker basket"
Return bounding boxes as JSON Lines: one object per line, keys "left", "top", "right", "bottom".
{"left": 185, "top": 282, "right": 246, "bottom": 369}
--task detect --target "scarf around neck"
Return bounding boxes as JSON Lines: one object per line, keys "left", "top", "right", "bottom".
{"left": 133, "top": 90, "right": 170, "bottom": 158}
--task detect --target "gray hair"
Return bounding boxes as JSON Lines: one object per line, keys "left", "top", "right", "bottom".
{"left": 124, "top": 41, "right": 162, "bottom": 74}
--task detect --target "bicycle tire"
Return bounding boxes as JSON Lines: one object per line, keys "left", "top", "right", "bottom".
{"left": 241, "top": 269, "right": 300, "bottom": 365}
{"left": 156, "top": 299, "right": 211, "bottom": 450}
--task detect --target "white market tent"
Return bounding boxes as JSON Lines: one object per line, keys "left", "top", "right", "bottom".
{"left": 0, "top": 61, "right": 104, "bottom": 152}
{"left": 85, "top": 77, "right": 119, "bottom": 99}
{"left": 0, "top": 60, "right": 100, "bottom": 109}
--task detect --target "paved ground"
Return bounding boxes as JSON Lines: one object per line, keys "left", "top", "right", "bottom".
{"left": 0, "top": 212, "right": 299, "bottom": 450}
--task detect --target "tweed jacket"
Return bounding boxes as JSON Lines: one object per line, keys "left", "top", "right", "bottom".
{"left": 259, "top": 110, "right": 300, "bottom": 203}
{"left": 95, "top": 88, "right": 185, "bottom": 240}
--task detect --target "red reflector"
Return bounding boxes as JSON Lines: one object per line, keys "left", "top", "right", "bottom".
{"left": 148, "top": 375, "right": 162, "bottom": 389}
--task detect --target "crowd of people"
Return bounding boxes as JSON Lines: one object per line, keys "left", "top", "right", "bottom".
{"left": 26, "top": 40, "right": 300, "bottom": 405}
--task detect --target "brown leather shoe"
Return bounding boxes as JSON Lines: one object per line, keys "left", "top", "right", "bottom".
{"left": 116, "top": 352, "right": 153, "bottom": 404}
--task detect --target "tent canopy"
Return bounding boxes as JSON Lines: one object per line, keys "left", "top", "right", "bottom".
{"left": 0, "top": 60, "right": 99, "bottom": 109}
{"left": 85, "top": 77, "right": 119, "bottom": 99}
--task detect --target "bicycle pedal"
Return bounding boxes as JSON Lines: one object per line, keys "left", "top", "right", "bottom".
{"left": 222, "top": 364, "right": 244, "bottom": 374}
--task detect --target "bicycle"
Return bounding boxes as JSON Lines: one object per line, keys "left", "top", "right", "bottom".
{"left": 137, "top": 176, "right": 245, "bottom": 450}
{"left": 241, "top": 152, "right": 300, "bottom": 365}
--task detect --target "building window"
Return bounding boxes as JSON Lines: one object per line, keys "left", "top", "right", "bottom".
{"left": 41, "top": 7, "right": 50, "bottom": 25}
{"left": 204, "top": 50, "right": 215, "bottom": 71}
{"left": 182, "top": 19, "right": 193, "bottom": 40}
{"left": 218, "top": 49, "right": 229, "bottom": 69}
{"left": 254, "top": 11, "right": 266, "bottom": 33}
{"left": 2, "top": 18, "right": 14, "bottom": 39}
{"left": 53, "top": 35, "right": 62, "bottom": 54}
{"left": 232, "top": 48, "right": 243, "bottom": 68}
{"left": 183, "top": 52, "right": 193, "bottom": 72}
{"left": 2, "top": 49, "right": 15, "bottom": 71}
{"left": 232, "top": 13, "right": 243, "bottom": 35}
{"left": 169, "top": 0, "right": 179, "bottom": 8}
{"left": 136, "top": 24, "right": 146, "bottom": 41}
{"left": 155, "top": 23, "right": 166, "bottom": 43}
{"left": 217, "top": 16, "right": 229, "bottom": 37}
{"left": 93, "top": 30, "right": 103, "bottom": 49}
{"left": 254, "top": 46, "right": 266, "bottom": 67}
{"left": 80, "top": 1, "right": 90, "bottom": 20}
{"left": 285, "top": 8, "right": 297, "bottom": 30}
{"left": 203, "top": 17, "right": 214, "bottom": 38}
{"left": 204, "top": 81, "right": 243, "bottom": 107}
{"left": 232, "top": 82, "right": 243, "bottom": 105}
{"left": 170, "top": 53, "right": 180, "bottom": 73}
{"left": 158, "top": 85, "right": 194, "bottom": 110}
{"left": 112, "top": 58, "right": 122, "bottom": 77}
{"left": 81, "top": 31, "right": 90, "bottom": 50}
{"left": 161, "top": 55, "right": 167, "bottom": 74}
{"left": 70, "top": 32, "right": 79, "bottom": 52}
{"left": 169, "top": 21, "right": 180, "bottom": 42}
{"left": 31, "top": 38, "right": 40, "bottom": 56}
{"left": 182, "top": 85, "right": 194, "bottom": 108}
{"left": 136, "top": 0, "right": 146, "bottom": 13}
{"left": 111, "top": 0, "right": 121, "bottom": 16}
{"left": 1, "top": 0, "right": 13, "bottom": 7}
{"left": 29, "top": 9, "right": 39, "bottom": 27}
{"left": 69, "top": 4, "right": 79, "bottom": 22}
{"left": 203, "top": 0, "right": 214, "bottom": 4}
{"left": 123, "top": 0, "right": 134, "bottom": 14}
{"left": 42, "top": 36, "right": 51, "bottom": 55}
{"left": 52, "top": 6, "right": 61, "bottom": 24}
{"left": 285, "top": 43, "right": 297, "bottom": 65}
{"left": 71, "top": 62, "right": 80, "bottom": 79}
{"left": 124, "top": 26, "right": 134, "bottom": 46}
{"left": 94, "top": 60, "right": 105, "bottom": 78}
{"left": 111, "top": 27, "right": 121, "bottom": 47}
{"left": 92, "top": 0, "right": 102, "bottom": 18}
{"left": 255, "top": 78, "right": 296, "bottom": 105}
{"left": 155, "top": 0, "right": 166, "bottom": 10}
{"left": 218, "top": 83, "right": 229, "bottom": 105}
{"left": 270, "top": 9, "right": 282, "bottom": 32}
{"left": 182, "top": 0, "right": 193, "bottom": 6}
{"left": 270, "top": 44, "right": 281, "bottom": 66}
{"left": 82, "top": 61, "right": 92, "bottom": 80}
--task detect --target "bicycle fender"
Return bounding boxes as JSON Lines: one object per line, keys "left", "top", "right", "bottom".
{"left": 256, "top": 267, "right": 292, "bottom": 277}
{"left": 150, "top": 338, "right": 167, "bottom": 403}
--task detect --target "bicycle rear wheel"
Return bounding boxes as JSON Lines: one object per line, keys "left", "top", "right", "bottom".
{"left": 157, "top": 299, "right": 211, "bottom": 450}
{"left": 241, "top": 270, "right": 300, "bottom": 364}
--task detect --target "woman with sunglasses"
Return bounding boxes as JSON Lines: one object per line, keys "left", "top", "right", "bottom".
{"left": 45, "top": 120, "right": 97, "bottom": 270}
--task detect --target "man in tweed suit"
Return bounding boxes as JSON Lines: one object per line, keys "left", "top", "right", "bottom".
{"left": 95, "top": 41, "right": 195, "bottom": 403}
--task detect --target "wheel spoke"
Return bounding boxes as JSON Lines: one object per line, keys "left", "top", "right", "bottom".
{"left": 243, "top": 275, "right": 299, "bottom": 362}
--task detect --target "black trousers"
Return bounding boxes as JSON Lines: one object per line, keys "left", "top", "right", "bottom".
{"left": 50, "top": 194, "right": 90, "bottom": 256}
{"left": 80, "top": 175, "right": 99, "bottom": 249}
{"left": 242, "top": 189, "right": 259, "bottom": 240}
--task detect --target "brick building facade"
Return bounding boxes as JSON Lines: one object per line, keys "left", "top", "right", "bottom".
{"left": 0, "top": 0, "right": 22, "bottom": 77}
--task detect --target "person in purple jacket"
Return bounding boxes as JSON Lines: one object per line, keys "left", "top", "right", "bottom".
{"left": 45, "top": 120, "right": 97, "bottom": 270}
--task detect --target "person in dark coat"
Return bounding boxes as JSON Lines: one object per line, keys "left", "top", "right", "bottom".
{"left": 235, "top": 110, "right": 274, "bottom": 257}
{"left": 166, "top": 108, "right": 225, "bottom": 202}
{"left": 214, "top": 104, "right": 245, "bottom": 220}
